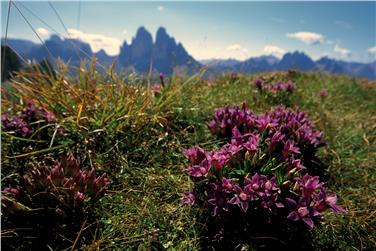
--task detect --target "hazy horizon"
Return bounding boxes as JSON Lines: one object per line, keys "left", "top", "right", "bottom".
{"left": 1, "top": 1, "right": 375, "bottom": 63}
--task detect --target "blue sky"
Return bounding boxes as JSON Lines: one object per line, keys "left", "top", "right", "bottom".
{"left": 1, "top": 1, "right": 376, "bottom": 62}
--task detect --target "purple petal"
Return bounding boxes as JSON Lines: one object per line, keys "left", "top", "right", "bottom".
{"left": 285, "top": 198, "right": 297, "bottom": 208}
{"left": 302, "top": 217, "right": 315, "bottom": 229}
{"left": 275, "top": 202, "right": 285, "bottom": 208}
{"left": 287, "top": 211, "right": 299, "bottom": 221}
{"left": 240, "top": 201, "right": 249, "bottom": 212}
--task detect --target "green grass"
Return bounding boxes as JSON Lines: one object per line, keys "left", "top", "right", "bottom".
{"left": 1, "top": 66, "right": 375, "bottom": 250}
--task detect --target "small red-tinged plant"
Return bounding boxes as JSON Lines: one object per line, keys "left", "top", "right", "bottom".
{"left": 159, "top": 72, "right": 165, "bottom": 87}
{"left": 1, "top": 155, "right": 109, "bottom": 250}
{"left": 318, "top": 88, "right": 329, "bottom": 98}
{"left": 151, "top": 84, "right": 162, "bottom": 96}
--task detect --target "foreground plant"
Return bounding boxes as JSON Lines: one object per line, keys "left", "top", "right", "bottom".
{"left": 1, "top": 155, "right": 109, "bottom": 250}
{"left": 183, "top": 104, "right": 344, "bottom": 248}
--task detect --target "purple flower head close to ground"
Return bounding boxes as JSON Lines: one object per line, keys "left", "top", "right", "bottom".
{"left": 286, "top": 197, "right": 319, "bottom": 229}
{"left": 254, "top": 79, "right": 263, "bottom": 90}
{"left": 182, "top": 192, "right": 195, "bottom": 205}
{"left": 25, "top": 100, "right": 36, "bottom": 118}
{"left": 282, "top": 140, "right": 300, "bottom": 158}
{"left": 43, "top": 110, "right": 56, "bottom": 122}
{"left": 183, "top": 146, "right": 207, "bottom": 166}
{"left": 243, "top": 133, "right": 260, "bottom": 153}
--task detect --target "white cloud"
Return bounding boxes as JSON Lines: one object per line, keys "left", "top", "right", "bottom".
{"left": 225, "top": 44, "right": 249, "bottom": 60}
{"left": 334, "top": 44, "right": 351, "bottom": 57}
{"left": 227, "top": 44, "right": 248, "bottom": 53}
{"left": 313, "top": 52, "right": 331, "bottom": 60}
{"left": 157, "top": 6, "right": 165, "bottom": 11}
{"left": 263, "top": 45, "right": 286, "bottom": 58}
{"left": 368, "top": 46, "right": 376, "bottom": 55}
{"left": 122, "top": 29, "right": 128, "bottom": 35}
{"left": 286, "top": 31, "right": 325, "bottom": 45}
{"left": 66, "top": 28, "right": 121, "bottom": 56}
{"left": 36, "top": 27, "right": 49, "bottom": 38}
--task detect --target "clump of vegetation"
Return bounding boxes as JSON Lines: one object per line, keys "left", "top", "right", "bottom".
{"left": 183, "top": 105, "right": 344, "bottom": 249}
{"left": 1, "top": 155, "right": 109, "bottom": 250}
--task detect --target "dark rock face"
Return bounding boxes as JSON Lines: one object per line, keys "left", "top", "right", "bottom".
{"left": 119, "top": 26, "right": 154, "bottom": 72}
{"left": 240, "top": 55, "right": 279, "bottom": 73}
{"left": 1, "top": 45, "right": 22, "bottom": 80}
{"left": 27, "top": 35, "right": 93, "bottom": 63}
{"left": 278, "top": 51, "right": 316, "bottom": 71}
{"left": 119, "top": 26, "right": 200, "bottom": 74}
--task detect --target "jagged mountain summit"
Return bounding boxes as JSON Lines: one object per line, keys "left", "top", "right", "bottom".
{"left": 1, "top": 27, "right": 375, "bottom": 79}
{"left": 119, "top": 26, "right": 200, "bottom": 74}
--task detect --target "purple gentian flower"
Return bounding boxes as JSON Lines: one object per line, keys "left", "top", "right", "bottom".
{"left": 243, "top": 133, "right": 260, "bottom": 153}
{"left": 230, "top": 127, "right": 243, "bottom": 146}
{"left": 75, "top": 191, "right": 86, "bottom": 203}
{"left": 286, "top": 197, "right": 320, "bottom": 229}
{"left": 182, "top": 192, "right": 195, "bottom": 205}
{"left": 183, "top": 146, "right": 207, "bottom": 165}
{"left": 229, "top": 185, "right": 251, "bottom": 212}
{"left": 187, "top": 163, "right": 210, "bottom": 178}
{"left": 315, "top": 188, "right": 345, "bottom": 213}
{"left": 282, "top": 140, "right": 300, "bottom": 158}
{"left": 221, "top": 178, "right": 235, "bottom": 192}
{"left": 25, "top": 100, "right": 36, "bottom": 118}
{"left": 43, "top": 111, "right": 56, "bottom": 122}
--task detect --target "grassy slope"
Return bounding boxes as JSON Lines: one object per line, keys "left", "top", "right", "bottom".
{"left": 84, "top": 71, "right": 376, "bottom": 250}
{"left": 2, "top": 68, "right": 375, "bottom": 250}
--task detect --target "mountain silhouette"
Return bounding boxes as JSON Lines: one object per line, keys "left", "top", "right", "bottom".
{"left": 119, "top": 26, "right": 200, "bottom": 74}
{"left": 278, "top": 51, "right": 316, "bottom": 71}
{"left": 1, "top": 27, "right": 375, "bottom": 79}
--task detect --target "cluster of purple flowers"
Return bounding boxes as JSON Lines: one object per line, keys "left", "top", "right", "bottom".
{"left": 2, "top": 155, "right": 109, "bottom": 213}
{"left": 1, "top": 100, "right": 59, "bottom": 137}
{"left": 184, "top": 104, "right": 343, "bottom": 229}
{"left": 286, "top": 174, "right": 344, "bottom": 229}
{"left": 254, "top": 79, "right": 296, "bottom": 93}
{"left": 208, "top": 105, "right": 324, "bottom": 156}
{"left": 207, "top": 103, "right": 253, "bottom": 139}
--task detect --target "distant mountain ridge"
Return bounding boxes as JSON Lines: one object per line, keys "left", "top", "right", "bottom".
{"left": 2, "top": 26, "right": 375, "bottom": 79}
{"left": 201, "top": 52, "right": 375, "bottom": 79}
